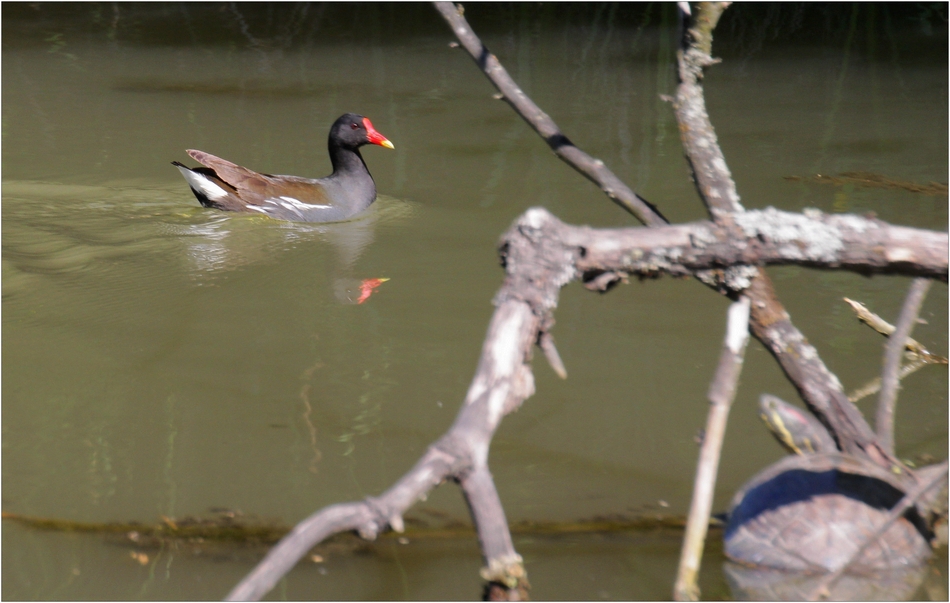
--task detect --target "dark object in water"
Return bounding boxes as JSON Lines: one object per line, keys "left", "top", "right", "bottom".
{"left": 725, "top": 453, "right": 933, "bottom": 573}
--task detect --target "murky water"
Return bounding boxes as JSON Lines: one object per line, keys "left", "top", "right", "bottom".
{"left": 3, "top": 4, "right": 947, "bottom": 600}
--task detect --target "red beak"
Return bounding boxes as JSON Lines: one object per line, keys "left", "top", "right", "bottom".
{"left": 362, "top": 118, "right": 394, "bottom": 149}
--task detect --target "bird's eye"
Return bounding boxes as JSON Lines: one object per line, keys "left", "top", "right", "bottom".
{"left": 350, "top": 123, "right": 360, "bottom": 130}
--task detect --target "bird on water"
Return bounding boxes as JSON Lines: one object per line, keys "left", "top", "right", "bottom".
{"left": 173, "top": 113, "right": 394, "bottom": 223}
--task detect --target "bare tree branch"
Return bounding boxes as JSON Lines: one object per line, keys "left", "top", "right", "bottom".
{"left": 843, "top": 296, "right": 947, "bottom": 403}
{"left": 848, "top": 357, "right": 931, "bottom": 403}
{"left": 671, "top": 2, "right": 909, "bottom": 476}
{"left": 225, "top": 503, "right": 381, "bottom": 601}
{"left": 674, "top": 1, "right": 743, "bottom": 221}
{"left": 226, "top": 208, "right": 584, "bottom": 600}
{"left": 226, "top": 4, "right": 944, "bottom": 599}
{"left": 674, "top": 297, "right": 751, "bottom": 601}
{"left": 844, "top": 297, "right": 950, "bottom": 402}
{"left": 433, "top": 1, "right": 669, "bottom": 227}
{"left": 670, "top": 6, "right": 936, "bottom": 595}
{"left": 843, "top": 297, "right": 946, "bottom": 362}
{"left": 746, "top": 276, "right": 901, "bottom": 470}
{"left": 226, "top": 445, "right": 462, "bottom": 600}
{"left": 461, "top": 465, "right": 526, "bottom": 591}
{"left": 225, "top": 202, "right": 944, "bottom": 598}
{"left": 570, "top": 211, "right": 947, "bottom": 284}
{"left": 877, "top": 278, "right": 933, "bottom": 455}
{"left": 226, "top": 302, "right": 542, "bottom": 599}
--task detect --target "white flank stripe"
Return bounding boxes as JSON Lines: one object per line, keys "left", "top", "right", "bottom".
{"left": 262, "top": 199, "right": 301, "bottom": 218}
{"left": 277, "top": 196, "right": 331, "bottom": 210}
{"left": 258, "top": 196, "right": 332, "bottom": 218}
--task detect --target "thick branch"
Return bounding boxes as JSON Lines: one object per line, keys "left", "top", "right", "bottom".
{"left": 226, "top": 445, "right": 461, "bottom": 600}
{"left": 230, "top": 6, "right": 944, "bottom": 599}
{"left": 674, "top": 2, "right": 743, "bottom": 221}
{"left": 226, "top": 212, "right": 577, "bottom": 600}
{"left": 461, "top": 465, "right": 525, "bottom": 590}
{"left": 225, "top": 504, "right": 378, "bottom": 601}
{"left": 226, "top": 303, "right": 542, "bottom": 600}
{"left": 685, "top": 2, "right": 728, "bottom": 56}
{"left": 569, "top": 210, "right": 948, "bottom": 283}
{"left": 504, "top": 209, "right": 936, "bottom": 476}
{"left": 746, "top": 275, "right": 900, "bottom": 471}
{"left": 671, "top": 2, "right": 913, "bottom": 475}
{"left": 440, "top": 0, "right": 941, "bottom": 478}
{"left": 434, "top": 1, "right": 668, "bottom": 227}
{"left": 227, "top": 202, "right": 940, "bottom": 599}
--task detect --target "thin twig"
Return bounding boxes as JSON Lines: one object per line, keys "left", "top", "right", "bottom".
{"left": 842, "top": 295, "right": 946, "bottom": 403}
{"left": 843, "top": 297, "right": 946, "bottom": 363}
{"left": 877, "top": 278, "right": 932, "bottom": 455}
{"left": 848, "top": 357, "right": 931, "bottom": 403}
{"left": 806, "top": 459, "right": 949, "bottom": 601}
{"left": 433, "top": 1, "right": 668, "bottom": 227}
{"left": 674, "top": 296, "right": 751, "bottom": 601}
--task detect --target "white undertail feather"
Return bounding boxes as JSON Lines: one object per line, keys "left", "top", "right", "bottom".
{"left": 175, "top": 166, "right": 228, "bottom": 201}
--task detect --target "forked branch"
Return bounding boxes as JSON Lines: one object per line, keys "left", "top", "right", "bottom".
{"left": 226, "top": 4, "right": 945, "bottom": 600}
{"left": 671, "top": 2, "right": 907, "bottom": 476}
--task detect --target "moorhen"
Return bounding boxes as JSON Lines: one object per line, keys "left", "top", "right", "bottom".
{"left": 173, "top": 113, "right": 394, "bottom": 222}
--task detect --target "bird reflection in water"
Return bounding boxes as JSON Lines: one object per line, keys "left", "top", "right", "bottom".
{"left": 178, "top": 196, "right": 412, "bottom": 305}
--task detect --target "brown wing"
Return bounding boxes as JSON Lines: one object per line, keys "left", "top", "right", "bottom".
{"left": 186, "top": 150, "right": 271, "bottom": 206}
{"left": 252, "top": 177, "right": 334, "bottom": 205}
{"left": 186, "top": 150, "right": 334, "bottom": 216}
